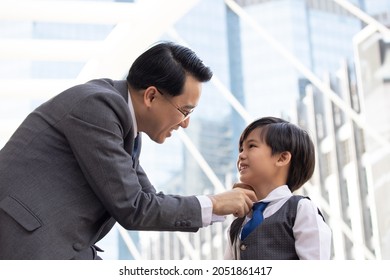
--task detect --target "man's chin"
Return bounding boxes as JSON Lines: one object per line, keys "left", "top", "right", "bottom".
{"left": 152, "top": 131, "right": 173, "bottom": 144}
{"left": 156, "top": 135, "right": 168, "bottom": 144}
{"left": 156, "top": 138, "right": 165, "bottom": 144}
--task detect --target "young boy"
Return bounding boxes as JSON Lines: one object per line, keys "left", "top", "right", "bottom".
{"left": 224, "top": 117, "right": 332, "bottom": 260}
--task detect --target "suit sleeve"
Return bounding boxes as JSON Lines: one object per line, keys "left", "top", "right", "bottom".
{"left": 59, "top": 90, "right": 202, "bottom": 232}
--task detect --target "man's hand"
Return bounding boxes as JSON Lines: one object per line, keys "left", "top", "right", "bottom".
{"left": 232, "top": 182, "right": 254, "bottom": 191}
{"left": 208, "top": 188, "right": 257, "bottom": 218}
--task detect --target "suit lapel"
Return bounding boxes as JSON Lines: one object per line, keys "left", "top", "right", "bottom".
{"left": 112, "top": 80, "right": 139, "bottom": 161}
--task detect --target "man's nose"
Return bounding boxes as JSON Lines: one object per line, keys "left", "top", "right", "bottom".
{"left": 179, "top": 116, "right": 190, "bottom": 128}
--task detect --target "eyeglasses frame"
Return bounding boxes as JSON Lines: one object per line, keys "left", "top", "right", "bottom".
{"left": 155, "top": 87, "right": 193, "bottom": 120}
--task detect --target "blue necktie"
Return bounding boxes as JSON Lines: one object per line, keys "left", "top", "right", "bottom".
{"left": 132, "top": 134, "right": 140, "bottom": 161}
{"left": 241, "top": 201, "right": 269, "bottom": 240}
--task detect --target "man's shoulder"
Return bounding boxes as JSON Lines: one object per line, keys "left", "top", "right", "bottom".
{"left": 60, "top": 78, "right": 127, "bottom": 100}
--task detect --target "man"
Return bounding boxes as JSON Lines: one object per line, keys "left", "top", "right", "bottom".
{"left": 0, "top": 41, "right": 256, "bottom": 259}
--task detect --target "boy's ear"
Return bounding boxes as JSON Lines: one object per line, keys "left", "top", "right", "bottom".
{"left": 276, "top": 151, "right": 291, "bottom": 167}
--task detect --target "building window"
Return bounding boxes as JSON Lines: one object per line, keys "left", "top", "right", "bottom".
{"left": 340, "top": 139, "right": 351, "bottom": 166}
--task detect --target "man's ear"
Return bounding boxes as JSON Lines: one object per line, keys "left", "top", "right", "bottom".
{"left": 143, "top": 86, "right": 157, "bottom": 107}
{"left": 276, "top": 151, "right": 291, "bottom": 167}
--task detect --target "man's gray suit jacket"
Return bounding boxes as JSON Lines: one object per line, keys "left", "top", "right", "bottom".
{"left": 0, "top": 79, "right": 202, "bottom": 259}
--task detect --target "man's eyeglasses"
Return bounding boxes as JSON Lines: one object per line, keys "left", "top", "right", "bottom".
{"left": 155, "top": 88, "right": 194, "bottom": 120}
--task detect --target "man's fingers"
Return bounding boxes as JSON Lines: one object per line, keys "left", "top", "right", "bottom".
{"left": 241, "top": 188, "right": 258, "bottom": 202}
{"left": 234, "top": 199, "right": 251, "bottom": 218}
{"left": 209, "top": 188, "right": 257, "bottom": 216}
{"left": 233, "top": 188, "right": 256, "bottom": 217}
{"left": 232, "top": 182, "right": 254, "bottom": 191}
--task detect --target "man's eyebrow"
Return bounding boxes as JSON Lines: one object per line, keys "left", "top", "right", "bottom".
{"left": 182, "top": 104, "right": 196, "bottom": 110}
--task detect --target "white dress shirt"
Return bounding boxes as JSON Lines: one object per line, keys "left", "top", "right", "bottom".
{"left": 224, "top": 185, "right": 332, "bottom": 259}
